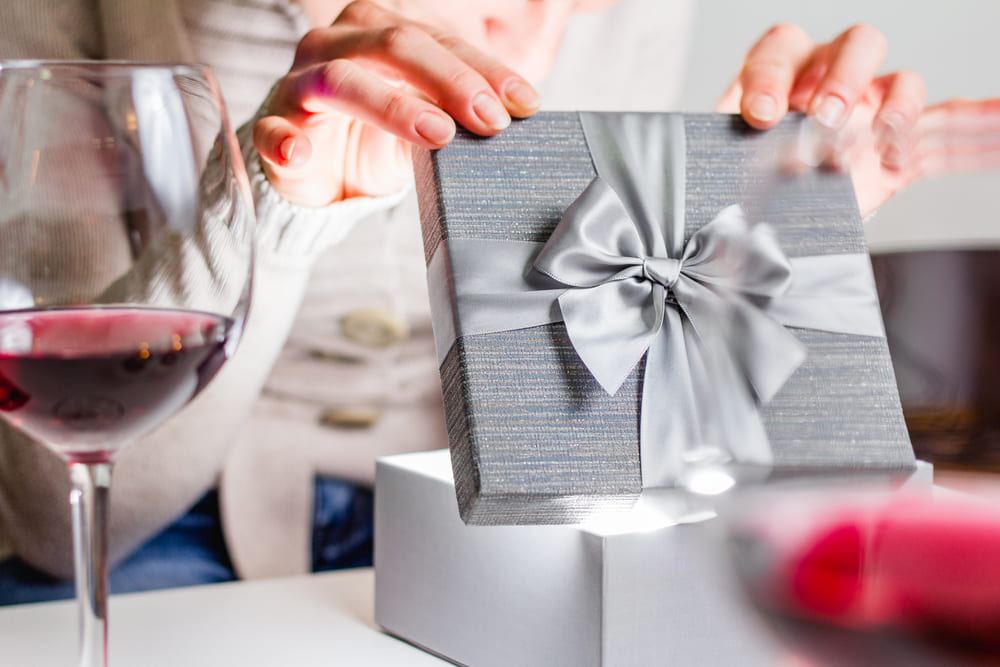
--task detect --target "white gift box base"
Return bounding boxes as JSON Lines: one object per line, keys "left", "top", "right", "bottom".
{"left": 374, "top": 450, "right": 932, "bottom": 667}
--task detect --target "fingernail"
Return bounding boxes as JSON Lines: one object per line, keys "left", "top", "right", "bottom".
{"left": 880, "top": 142, "right": 905, "bottom": 171}
{"left": 747, "top": 94, "right": 778, "bottom": 122}
{"left": 877, "top": 110, "right": 906, "bottom": 135}
{"left": 875, "top": 111, "right": 910, "bottom": 171}
{"left": 472, "top": 92, "right": 510, "bottom": 131}
{"left": 503, "top": 79, "right": 540, "bottom": 113}
{"left": 414, "top": 110, "right": 455, "bottom": 145}
{"left": 278, "top": 137, "right": 309, "bottom": 167}
{"left": 813, "top": 95, "right": 847, "bottom": 129}
{"left": 279, "top": 137, "right": 295, "bottom": 160}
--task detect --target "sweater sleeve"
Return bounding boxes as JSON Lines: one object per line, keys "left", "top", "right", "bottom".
{"left": 235, "top": 94, "right": 410, "bottom": 267}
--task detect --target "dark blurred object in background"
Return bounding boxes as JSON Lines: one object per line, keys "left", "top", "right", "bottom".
{"left": 873, "top": 249, "right": 1000, "bottom": 470}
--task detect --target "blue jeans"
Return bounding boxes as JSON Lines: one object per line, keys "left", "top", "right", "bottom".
{"left": 0, "top": 477, "right": 373, "bottom": 606}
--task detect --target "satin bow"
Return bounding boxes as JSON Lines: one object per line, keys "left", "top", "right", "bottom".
{"left": 534, "top": 177, "right": 807, "bottom": 402}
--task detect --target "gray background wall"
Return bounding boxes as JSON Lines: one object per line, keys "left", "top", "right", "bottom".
{"left": 674, "top": 0, "right": 1000, "bottom": 252}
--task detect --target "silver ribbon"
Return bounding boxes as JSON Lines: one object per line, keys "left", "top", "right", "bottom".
{"left": 427, "top": 112, "right": 885, "bottom": 487}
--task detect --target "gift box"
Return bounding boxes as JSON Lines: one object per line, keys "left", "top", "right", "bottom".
{"left": 373, "top": 450, "right": 933, "bottom": 667}
{"left": 415, "top": 112, "right": 915, "bottom": 525}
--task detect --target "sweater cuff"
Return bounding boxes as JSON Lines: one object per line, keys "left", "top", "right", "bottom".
{"left": 235, "top": 94, "right": 409, "bottom": 265}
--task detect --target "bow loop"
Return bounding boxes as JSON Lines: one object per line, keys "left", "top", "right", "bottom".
{"left": 679, "top": 205, "right": 793, "bottom": 300}
{"left": 533, "top": 177, "right": 660, "bottom": 288}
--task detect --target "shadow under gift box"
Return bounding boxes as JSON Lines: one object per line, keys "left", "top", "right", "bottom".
{"left": 415, "top": 112, "right": 916, "bottom": 525}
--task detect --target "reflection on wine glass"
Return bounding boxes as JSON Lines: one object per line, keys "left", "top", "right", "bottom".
{"left": 0, "top": 61, "right": 254, "bottom": 667}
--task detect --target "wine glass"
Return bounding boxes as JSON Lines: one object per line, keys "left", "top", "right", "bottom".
{"left": 720, "top": 479, "right": 1000, "bottom": 666}
{"left": 0, "top": 61, "right": 254, "bottom": 666}
{"left": 711, "top": 102, "right": 1000, "bottom": 665}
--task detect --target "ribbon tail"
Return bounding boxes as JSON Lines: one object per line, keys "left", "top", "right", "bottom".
{"left": 727, "top": 296, "right": 807, "bottom": 403}
{"left": 640, "top": 308, "right": 701, "bottom": 487}
{"left": 641, "top": 304, "right": 776, "bottom": 488}
{"left": 693, "top": 325, "right": 774, "bottom": 468}
{"left": 675, "top": 276, "right": 806, "bottom": 403}
{"left": 766, "top": 254, "right": 885, "bottom": 338}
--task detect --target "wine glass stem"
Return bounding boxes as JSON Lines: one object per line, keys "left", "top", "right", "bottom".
{"left": 69, "top": 461, "right": 113, "bottom": 667}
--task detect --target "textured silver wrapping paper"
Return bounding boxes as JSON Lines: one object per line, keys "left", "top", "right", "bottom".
{"left": 415, "top": 112, "right": 915, "bottom": 525}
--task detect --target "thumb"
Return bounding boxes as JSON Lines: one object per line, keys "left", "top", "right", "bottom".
{"left": 253, "top": 115, "right": 312, "bottom": 173}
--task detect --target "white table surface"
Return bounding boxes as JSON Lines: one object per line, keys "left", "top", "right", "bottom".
{"left": 0, "top": 568, "right": 449, "bottom": 666}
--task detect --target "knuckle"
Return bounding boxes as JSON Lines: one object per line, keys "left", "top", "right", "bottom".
{"left": 376, "top": 25, "right": 423, "bottom": 54}
{"left": 742, "top": 59, "right": 792, "bottom": 84}
{"left": 897, "top": 70, "right": 927, "bottom": 100}
{"left": 293, "top": 28, "right": 328, "bottom": 66}
{"left": 845, "top": 22, "right": 884, "bottom": 42}
{"left": 338, "top": 0, "right": 380, "bottom": 25}
{"left": 319, "top": 59, "right": 357, "bottom": 97}
{"left": 819, "top": 71, "right": 855, "bottom": 94}
{"left": 434, "top": 32, "right": 464, "bottom": 51}
{"left": 762, "top": 23, "right": 807, "bottom": 43}
{"left": 890, "top": 70, "right": 928, "bottom": 111}
{"left": 444, "top": 66, "right": 487, "bottom": 97}
{"left": 895, "top": 69, "right": 925, "bottom": 90}
{"left": 845, "top": 23, "right": 887, "bottom": 51}
{"left": 379, "top": 90, "right": 410, "bottom": 124}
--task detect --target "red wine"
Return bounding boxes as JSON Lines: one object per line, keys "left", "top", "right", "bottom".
{"left": 0, "top": 306, "right": 232, "bottom": 462}
{"left": 729, "top": 492, "right": 1000, "bottom": 661}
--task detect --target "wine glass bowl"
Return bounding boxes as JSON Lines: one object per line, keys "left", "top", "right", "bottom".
{"left": 0, "top": 61, "right": 253, "bottom": 666}
{"left": 714, "top": 104, "right": 1000, "bottom": 666}
{"left": 0, "top": 307, "right": 231, "bottom": 460}
{"left": 721, "top": 480, "right": 1000, "bottom": 666}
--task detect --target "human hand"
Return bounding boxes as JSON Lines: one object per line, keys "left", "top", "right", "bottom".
{"left": 776, "top": 96, "right": 1000, "bottom": 216}
{"left": 718, "top": 24, "right": 924, "bottom": 194}
{"left": 719, "top": 25, "right": 984, "bottom": 215}
{"left": 252, "top": 0, "right": 541, "bottom": 207}
{"left": 842, "top": 96, "right": 1000, "bottom": 215}
{"left": 719, "top": 23, "right": 924, "bottom": 135}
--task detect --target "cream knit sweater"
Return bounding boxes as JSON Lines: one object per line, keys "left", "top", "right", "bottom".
{"left": 0, "top": 0, "right": 692, "bottom": 579}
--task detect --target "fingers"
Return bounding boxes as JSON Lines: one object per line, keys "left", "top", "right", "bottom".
{"left": 738, "top": 24, "right": 815, "bottom": 129}
{"left": 733, "top": 22, "right": 936, "bottom": 216}
{"left": 287, "top": 0, "right": 540, "bottom": 145}
{"left": 254, "top": 107, "right": 412, "bottom": 205}
{"left": 298, "top": 27, "right": 511, "bottom": 138}
{"left": 253, "top": 114, "right": 312, "bottom": 171}
{"left": 342, "top": 121, "right": 415, "bottom": 199}
{"left": 431, "top": 32, "right": 543, "bottom": 119}
{"left": 870, "top": 70, "right": 926, "bottom": 170}
{"left": 914, "top": 98, "right": 1000, "bottom": 178}
{"left": 255, "top": 0, "right": 546, "bottom": 205}
{"left": 806, "top": 24, "right": 887, "bottom": 129}
{"left": 736, "top": 23, "right": 895, "bottom": 132}
{"left": 254, "top": 113, "right": 340, "bottom": 205}
{"left": 919, "top": 97, "right": 1000, "bottom": 136}
{"left": 282, "top": 57, "right": 461, "bottom": 149}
